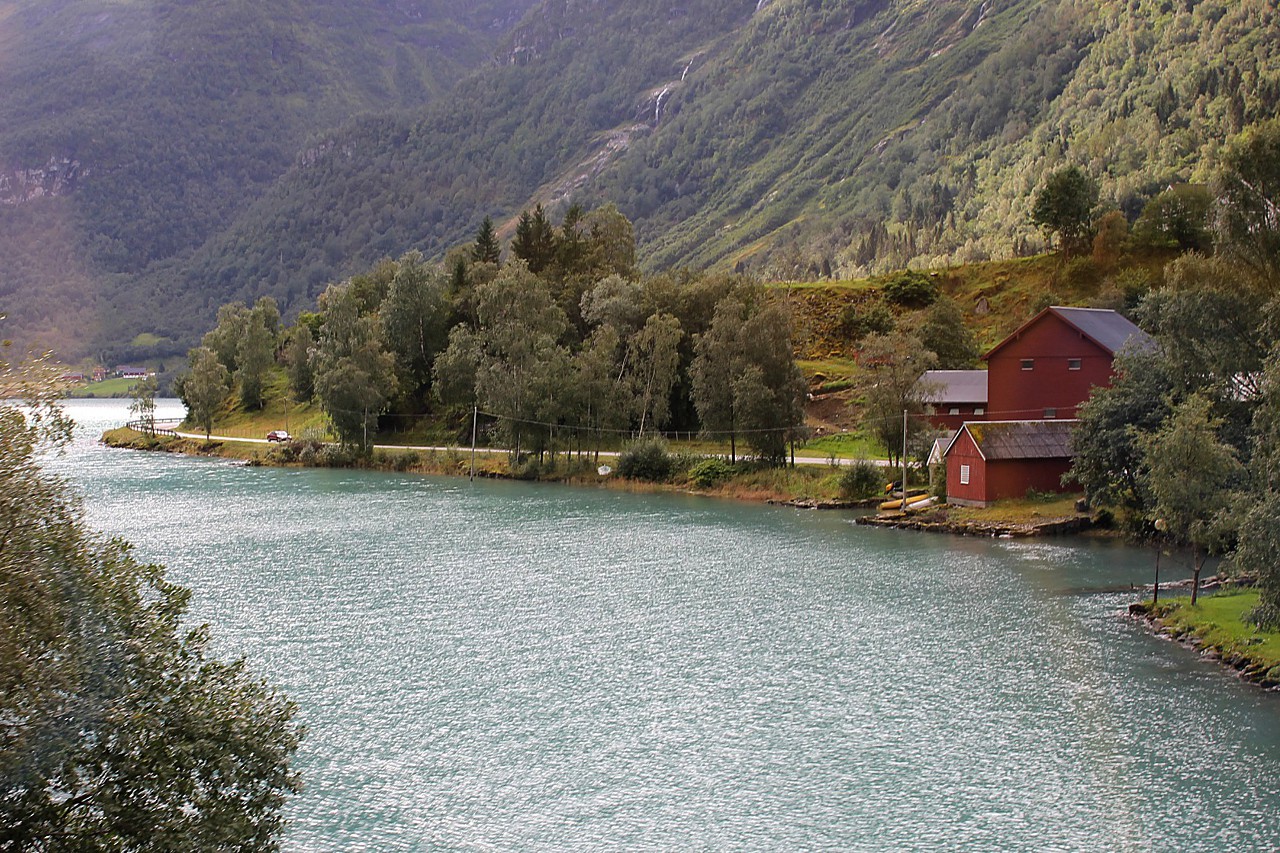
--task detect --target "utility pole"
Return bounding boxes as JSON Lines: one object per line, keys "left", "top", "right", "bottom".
{"left": 901, "top": 408, "right": 908, "bottom": 501}
{"left": 469, "top": 405, "right": 478, "bottom": 481}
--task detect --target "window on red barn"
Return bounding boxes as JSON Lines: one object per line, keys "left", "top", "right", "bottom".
{"left": 1021, "top": 358, "right": 1034, "bottom": 370}
{"left": 960, "top": 464, "right": 970, "bottom": 485}
{"left": 1068, "top": 358, "right": 1082, "bottom": 370}
{"left": 1044, "top": 408, "right": 1057, "bottom": 419}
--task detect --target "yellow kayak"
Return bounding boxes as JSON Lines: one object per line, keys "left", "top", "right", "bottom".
{"left": 879, "top": 492, "right": 931, "bottom": 511}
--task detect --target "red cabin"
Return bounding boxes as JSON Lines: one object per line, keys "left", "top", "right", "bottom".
{"left": 944, "top": 420, "right": 1077, "bottom": 507}
{"left": 941, "top": 306, "right": 1150, "bottom": 507}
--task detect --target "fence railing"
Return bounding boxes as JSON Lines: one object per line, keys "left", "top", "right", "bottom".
{"left": 126, "top": 420, "right": 179, "bottom": 438}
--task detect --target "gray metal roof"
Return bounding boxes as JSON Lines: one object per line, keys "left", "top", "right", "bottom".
{"left": 918, "top": 370, "right": 988, "bottom": 404}
{"left": 961, "top": 420, "right": 1076, "bottom": 461}
{"left": 1048, "top": 307, "right": 1153, "bottom": 355}
{"left": 983, "top": 306, "right": 1155, "bottom": 360}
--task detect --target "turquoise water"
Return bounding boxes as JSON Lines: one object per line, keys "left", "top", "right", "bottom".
{"left": 54, "top": 400, "right": 1280, "bottom": 850}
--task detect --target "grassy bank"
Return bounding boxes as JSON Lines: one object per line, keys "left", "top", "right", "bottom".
{"left": 101, "top": 426, "right": 861, "bottom": 505}
{"left": 1145, "top": 590, "right": 1280, "bottom": 688}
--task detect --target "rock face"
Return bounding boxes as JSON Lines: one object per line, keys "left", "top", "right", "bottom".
{"left": 0, "top": 157, "right": 85, "bottom": 206}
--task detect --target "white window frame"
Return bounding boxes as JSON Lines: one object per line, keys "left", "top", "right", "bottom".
{"left": 974, "top": 407, "right": 985, "bottom": 416}
{"left": 949, "top": 407, "right": 961, "bottom": 416}
{"left": 959, "top": 464, "right": 971, "bottom": 485}
{"left": 1044, "top": 408, "right": 1057, "bottom": 419}
{"left": 1068, "top": 358, "right": 1082, "bottom": 371}
{"left": 1021, "top": 358, "right": 1034, "bottom": 371}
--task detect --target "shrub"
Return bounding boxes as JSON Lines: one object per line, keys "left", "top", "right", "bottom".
{"left": 882, "top": 270, "right": 938, "bottom": 308}
{"left": 839, "top": 299, "right": 895, "bottom": 341}
{"left": 512, "top": 457, "right": 542, "bottom": 480}
{"left": 687, "top": 457, "right": 736, "bottom": 489}
{"left": 839, "top": 460, "right": 884, "bottom": 499}
{"left": 617, "top": 438, "right": 674, "bottom": 482}
{"left": 1060, "top": 256, "right": 1101, "bottom": 292}
{"left": 275, "top": 438, "right": 323, "bottom": 464}
{"left": 317, "top": 444, "right": 357, "bottom": 468}
{"left": 391, "top": 450, "right": 421, "bottom": 471}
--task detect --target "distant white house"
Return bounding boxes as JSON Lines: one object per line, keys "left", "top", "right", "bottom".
{"left": 115, "top": 365, "right": 152, "bottom": 379}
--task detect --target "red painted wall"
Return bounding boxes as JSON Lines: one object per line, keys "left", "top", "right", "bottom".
{"left": 985, "top": 459, "right": 1076, "bottom": 502}
{"left": 987, "top": 315, "right": 1116, "bottom": 421}
{"left": 928, "top": 406, "right": 986, "bottom": 431}
{"left": 946, "top": 428, "right": 1079, "bottom": 506}
{"left": 945, "top": 429, "right": 987, "bottom": 505}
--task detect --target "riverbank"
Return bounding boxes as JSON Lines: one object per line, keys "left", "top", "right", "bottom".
{"left": 855, "top": 494, "right": 1092, "bottom": 538}
{"left": 1131, "top": 589, "right": 1280, "bottom": 690}
{"left": 101, "top": 426, "right": 1105, "bottom": 529}
{"left": 101, "top": 426, "right": 859, "bottom": 505}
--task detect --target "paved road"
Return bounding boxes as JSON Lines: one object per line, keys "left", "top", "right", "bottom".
{"left": 157, "top": 422, "right": 891, "bottom": 468}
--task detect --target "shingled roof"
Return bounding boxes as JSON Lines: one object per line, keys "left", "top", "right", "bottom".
{"left": 946, "top": 420, "right": 1077, "bottom": 461}
{"left": 984, "top": 306, "right": 1153, "bottom": 359}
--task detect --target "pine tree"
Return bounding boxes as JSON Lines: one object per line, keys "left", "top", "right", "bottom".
{"left": 511, "top": 205, "right": 557, "bottom": 273}
{"left": 472, "top": 216, "right": 501, "bottom": 264}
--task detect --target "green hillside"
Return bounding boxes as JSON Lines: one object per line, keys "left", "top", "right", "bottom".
{"left": 3, "top": 0, "right": 1278, "bottom": 358}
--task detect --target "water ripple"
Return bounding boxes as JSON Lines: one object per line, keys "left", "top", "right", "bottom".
{"left": 54, "top": 401, "right": 1280, "bottom": 851}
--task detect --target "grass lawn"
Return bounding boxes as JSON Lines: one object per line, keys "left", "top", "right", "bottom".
{"left": 798, "top": 430, "right": 884, "bottom": 460}
{"left": 943, "top": 493, "right": 1082, "bottom": 523}
{"left": 66, "top": 377, "right": 138, "bottom": 398}
{"left": 1149, "top": 589, "right": 1280, "bottom": 672}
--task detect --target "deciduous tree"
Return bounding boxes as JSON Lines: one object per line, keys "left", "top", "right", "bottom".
{"left": 1140, "top": 394, "right": 1244, "bottom": 604}
{"left": 1213, "top": 118, "right": 1280, "bottom": 287}
{"left": 129, "top": 374, "right": 158, "bottom": 433}
{"left": 236, "top": 299, "right": 278, "bottom": 410}
{"left": 627, "top": 312, "right": 683, "bottom": 436}
{"left": 0, "top": 357, "right": 301, "bottom": 850}
{"left": 1032, "top": 166, "right": 1098, "bottom": 256}
{"left": 313, "top": 284, "right": 398, "bottom": 452}
{"left": 181, "top": 346, "right": 230, "bottom": 440}
{"left": 855, "top": 331, "right": 938, "bottom": 467}
{"left": 380, "top": 252, "right": 450, "bottom": 403}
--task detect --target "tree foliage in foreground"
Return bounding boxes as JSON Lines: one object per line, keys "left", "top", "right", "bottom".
{"left": 0, "top": 354, "right": 302, "bottom": 850}
{"left": 1071, "top": 126, "right": 1280, "bottom": 622}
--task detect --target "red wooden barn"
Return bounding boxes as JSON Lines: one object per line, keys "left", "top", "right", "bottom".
{"left": 920, "top": 369, "right": 988, "bottom": 430}
{"left": 944, "top": 420, "right": 1077, "bottom": 507}
{"left": 940, "top": 306, "right": 1150, "bottom": 507}
{"left": 985, "top": 306, "right": 1150, "bottom": 421}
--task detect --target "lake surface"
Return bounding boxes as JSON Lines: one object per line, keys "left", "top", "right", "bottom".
{"left": 51, "top": 399, "right": 1280, "bottom": 851}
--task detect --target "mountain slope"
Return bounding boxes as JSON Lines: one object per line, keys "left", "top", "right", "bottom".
{"left": 0, "top": 0, "right": 537, "bottom": 354}
{"left": 5, "top": 0, "right": 1280, "bottom": 357}
{"left": 151, "top": 0, "right": 1278, "bottom": 350}
{"left": 108, "top": 0, "right": 760, "bottom": 348}
{"left": 590, "top": 0, "right": 1280, "bottom": 275}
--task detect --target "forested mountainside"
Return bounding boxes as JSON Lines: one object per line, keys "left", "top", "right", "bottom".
{"left": 0, "top": 0, "right": 538, "bottom": 354}
{"left": 4, "top": 0, "right": 1279, "bottom": 359}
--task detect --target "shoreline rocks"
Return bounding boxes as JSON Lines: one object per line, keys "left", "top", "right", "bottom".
{"left": 854, "top": 513, "right": 1090, "bottom": 538}
{"left": 1128, "top": 591, "right": 1280, "bottom": 691}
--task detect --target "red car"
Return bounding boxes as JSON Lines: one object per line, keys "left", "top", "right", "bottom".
{"left": 266, "top": 430, "right": 291, "bottom": 443}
